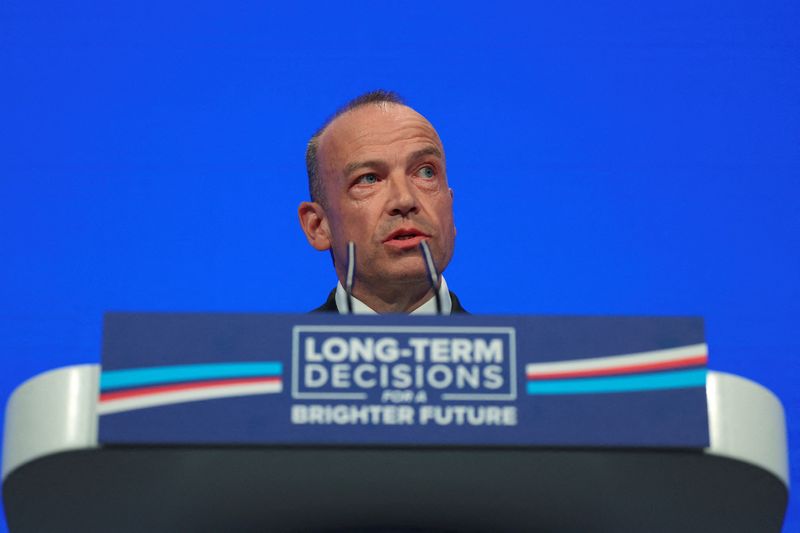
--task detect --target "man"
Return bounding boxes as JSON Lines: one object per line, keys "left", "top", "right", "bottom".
{"left": 298, "top": 90, "right": 466, "bottom": 314}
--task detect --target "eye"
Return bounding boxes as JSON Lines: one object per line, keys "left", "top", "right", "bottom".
{"left": 356, "top": 173, "right": 378, "bottom": 185}
{"left": 416, "top": 165, "right": 435, "bottom": 179}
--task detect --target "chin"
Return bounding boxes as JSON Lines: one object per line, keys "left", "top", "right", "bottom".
{"left": 357, "top": 254, "right": 437, "bottom": 287}
{"left": 375, "top": 267, "right": 430, "bottom": 286}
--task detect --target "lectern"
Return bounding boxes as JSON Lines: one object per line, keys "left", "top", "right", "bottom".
{"left": 2, "top": 313, "right": 789, "bottom": 532}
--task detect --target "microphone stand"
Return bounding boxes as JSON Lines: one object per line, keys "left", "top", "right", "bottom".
{"left": 419, "top": 240, "right": 442, "bottom": 315}
{"left": 345, "top": 241, "right": 356, "bottom": 314}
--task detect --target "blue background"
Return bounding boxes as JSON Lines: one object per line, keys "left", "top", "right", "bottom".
{"left": 1, "top": 1, "right": 797, "bottom": 531}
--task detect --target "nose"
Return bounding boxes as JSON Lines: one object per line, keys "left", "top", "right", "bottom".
{"left": 386, "top": 173, "right": 419, "bottom": 217}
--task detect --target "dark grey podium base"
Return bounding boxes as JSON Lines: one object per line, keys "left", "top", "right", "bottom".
{"left": 3, "top": 445, "right": 787, "bottom": 533}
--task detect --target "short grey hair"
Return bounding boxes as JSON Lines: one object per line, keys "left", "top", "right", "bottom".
{"left": 305, "top": 90, "right": 405, "bottom": 206}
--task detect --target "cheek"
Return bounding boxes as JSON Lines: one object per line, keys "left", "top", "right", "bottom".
{"left": 331, "top": 205, "right": 373, "bottom": 241}
{"left": 433, "top": 197, "right": 455, "bottom": 228}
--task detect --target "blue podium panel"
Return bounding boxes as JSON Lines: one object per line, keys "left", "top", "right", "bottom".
{"left": 99, "top": 313, "right": 708, "bottom": 447}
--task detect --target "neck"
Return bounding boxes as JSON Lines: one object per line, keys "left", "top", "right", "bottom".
{"left": 350, "top": 279, "right": 436, "bottom": 314}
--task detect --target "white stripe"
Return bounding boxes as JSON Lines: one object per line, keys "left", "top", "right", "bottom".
{"left": 525, "top": 343, "right": 707, "bottom": 375}
{"left": 98, "top": 381, "right": 282, "bottom": 415}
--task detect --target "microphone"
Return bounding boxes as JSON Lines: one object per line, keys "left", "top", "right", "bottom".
{"left": 418, "top": 240, "right": 442, "bottom": 315}
{"left": 344, "top": 241, "right": 356, "bottom": 314}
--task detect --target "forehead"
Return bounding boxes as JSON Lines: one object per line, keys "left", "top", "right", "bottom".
{"left": 317, "top": 104, "right": 444, "bottom": 175}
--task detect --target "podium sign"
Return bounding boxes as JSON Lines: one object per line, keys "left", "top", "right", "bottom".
{"left": 99, "top": 313, "right": 709, "bottom": 447}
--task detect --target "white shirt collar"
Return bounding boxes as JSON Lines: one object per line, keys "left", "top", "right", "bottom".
{"left": 334, "top": 276, "right": 452, "bottom": 315}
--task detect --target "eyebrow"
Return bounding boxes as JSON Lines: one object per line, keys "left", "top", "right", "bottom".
{"left": 408, "top": 147, "right": 443, "bottom": 164}
{"left": 343, "top": 159, "right": 384, "bottom": 178}
{"left": 342, "top": 147, "right": 444, "bottom": 178}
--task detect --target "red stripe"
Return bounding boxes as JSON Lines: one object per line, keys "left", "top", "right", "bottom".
{"left": 100, "top": 376, "right": 282, "bottom": 402}
{"left": 526, "top": 355, "right": 707, "bottom": 380}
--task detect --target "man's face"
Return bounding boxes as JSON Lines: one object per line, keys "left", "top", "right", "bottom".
{"left": 315, "top": 104, "right": 456, "bottom": 292}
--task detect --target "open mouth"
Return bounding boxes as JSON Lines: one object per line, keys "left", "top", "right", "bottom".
{"left": 383, "top": 228, "right": 430, "bottom": 248}
{"left": 385, "top": 228, "right": 429, "bottom": 242}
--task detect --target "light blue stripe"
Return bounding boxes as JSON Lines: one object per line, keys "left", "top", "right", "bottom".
{"left": 101, "top": 362, "right": 283, "bottom": 391}
{"left": 526, "top": 368, "right": 707, "bottom": 395}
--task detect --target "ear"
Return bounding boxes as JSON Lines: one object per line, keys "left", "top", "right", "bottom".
{"left": 298, "top": 201, "right": 332, "bottom": 251}
{"left": 449, "top": 188, "right": 457, "bottom": 237}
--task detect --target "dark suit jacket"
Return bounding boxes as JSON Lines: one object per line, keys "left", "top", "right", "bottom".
{"left": 311, "top": 289, "right": 468, "bottom": 314}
